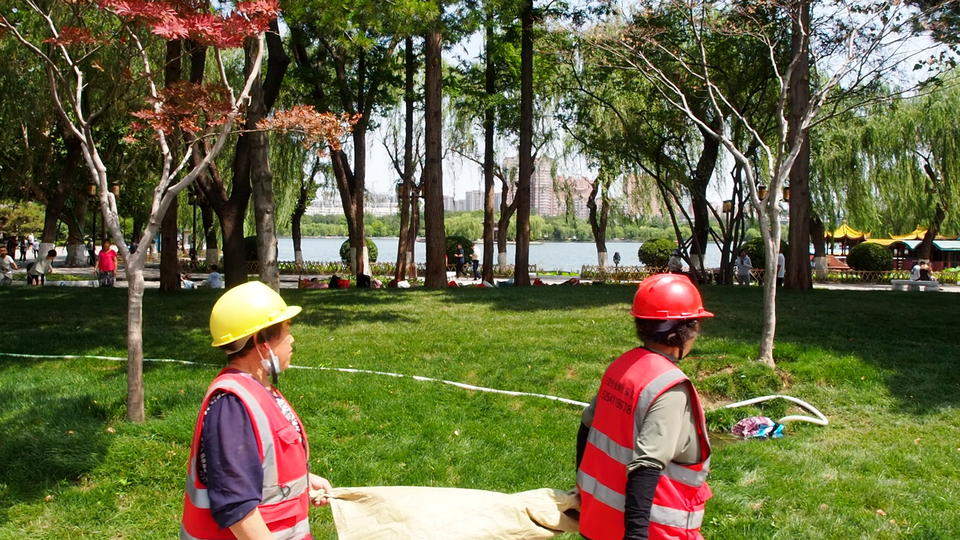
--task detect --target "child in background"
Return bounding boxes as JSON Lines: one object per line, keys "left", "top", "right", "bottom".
{"left": 28, "top": 249, "right": 57, "bottom": 286}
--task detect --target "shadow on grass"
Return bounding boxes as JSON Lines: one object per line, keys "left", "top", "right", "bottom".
{"left": 436, "top": 283, "right": 633, "bottom": 312}
{"left": 701, "top": 286, "right": 960, "bottom": 415}
{"left": 0, "top": 386, "right": 110, "bottom": 519}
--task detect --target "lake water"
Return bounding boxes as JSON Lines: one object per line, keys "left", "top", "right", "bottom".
{"left": 278, "top": 237, "right": 723, "bottom": 272}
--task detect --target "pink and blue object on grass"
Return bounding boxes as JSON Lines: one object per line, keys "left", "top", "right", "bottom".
{"left": 732, "top": 416, "right": 785, "bottom": 439}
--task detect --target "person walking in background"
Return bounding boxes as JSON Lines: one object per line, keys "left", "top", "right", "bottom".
{"left": 776, "top": 251, "right": 786, "bottom": 287}
{"left": 613, "top": 252, "right": 621, "bottom": 268}
{"left": 0, "top": 246, "right": 17, "bottom": 286}
{"left": 96, "top": 239, "right": 118, "bottom": 287}
{"left": 18, "top": 236, "right": 28, "bottom": 262}
{"left": 27, "top": 249, "right": 57, "bottom": 286}
{"left": 734, "top": 249, "right": 752, "bottom": 285}
{"left": 454, "top": 244, "right": 465, "bottom": 278}
{"left": 471, "top": 251, "right": 480, "bottom": 280}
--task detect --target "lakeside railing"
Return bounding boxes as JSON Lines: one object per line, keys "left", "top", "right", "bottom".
{"left": 177, "top": 258, "right": 958, "bottom": 285}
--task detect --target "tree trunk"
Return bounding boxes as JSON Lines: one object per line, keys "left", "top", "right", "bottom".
{"left": 481, "top": 14, "right": 497, "bottom": 284}
{"left": 423, "top": 25, "right": 447, "bottom": 288}
{"left": 757, "top": 203, "right": 780, "bottom": 368}
{"left": 690, "top": 124, "right": 720, "bottom": 277}
{"left": 497, "top": 176, "right": 517, "bottom": 270}
{"left": 395, "top": 36, "right": 416, "bottom": 283}
{"left": 810, "top": 213, "right": 827, "bottom": 279}
{"left": 190, "top": 39, "right": 253, "bottom": 289}
{"left": 250, "top": 23, "right": 288, "bottom": 290}
{"left": 408, "top": 187, "right": 420, "bottom": 279}
{"left": 292, "top": 178, "right": 309, "bottom": 268}
{"left": 160, "top": 40, "right": 183, "bottom": 292}
{"left": 513, "top": 0, "right": 534, "bottom": 287}
{"left": 125, "top": 263, "right": 145, "bottom": 422}
{"left": 587, "top": 173, "right": 609, "bottom": 269}
{"left": 64, "top": 210, "right": 85, "bottom": 267}
{"left": 200, "top": 200, "right": 218, "bottom": 265}
{"left": 159, "top": 196, "right": 181, "bottom": 290}
{"left": 786, "top": 0, "right": 813, "bottom": 290}
{"left": 918, "top": 201, "right": 945, "bottom": 261}
{"left": 41, "top": 181, "right": 66, "bottom": 252}
{"left": 330, "top": 148, "right": 367, "bottom": 276}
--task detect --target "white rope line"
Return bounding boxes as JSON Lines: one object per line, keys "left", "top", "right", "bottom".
{"left": 0, "top": 352, "right": 591, "bottom": 408}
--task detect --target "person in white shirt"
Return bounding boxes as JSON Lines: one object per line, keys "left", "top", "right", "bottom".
{"left": 0, "top": 246, "right": 18, "bottom": 285}
{"left": 910, "top": 261, "right": 921, "bottom": 281}
{"left": 777, "top": 252, "right": 786, "bottom": 287}
{"left": 206, "top": 264, "right": 225, "bottom": 289}
{"left": 28, "top": 249, "right": 57, "bottom": 286}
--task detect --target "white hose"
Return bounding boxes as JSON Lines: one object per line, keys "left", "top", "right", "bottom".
{"left": 0, "top": 352, "right": 591, "bottom": 408}
{"left": 721, "top": 394, "right": 829, "bottom": 426}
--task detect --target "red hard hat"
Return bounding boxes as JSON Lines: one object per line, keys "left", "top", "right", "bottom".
{"left": 631, "top": 273, "right": 714, "bottom": 320}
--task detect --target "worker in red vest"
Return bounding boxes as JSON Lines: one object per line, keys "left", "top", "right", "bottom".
{"left": 577, "top": 273, "right": 714, "bottom": 540}
{"left": 181, "top": 281, "right": 332, "bottom": 539}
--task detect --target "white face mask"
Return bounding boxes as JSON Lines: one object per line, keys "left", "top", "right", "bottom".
{"left": 257, "top": 344, "right": 282, "bottom": 387}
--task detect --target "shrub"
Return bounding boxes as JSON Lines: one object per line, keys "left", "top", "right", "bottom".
{"left": 339, "top": 238, "right": 379, "bottom": 265}
{"left": 638, "top": 238, "right": 675, "bottom": 267}
{"left": 846, "top": 242, "right": 891, "bottom": 271}
{"left": 445, "top": 236, "right": 475, "bottom": 262}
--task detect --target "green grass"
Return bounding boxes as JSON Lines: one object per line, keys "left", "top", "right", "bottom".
{"left": 0, "top": 285, "right": 958, "bottom": 539}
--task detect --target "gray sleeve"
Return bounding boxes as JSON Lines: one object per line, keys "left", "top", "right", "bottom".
{"left": 628, "top": 384, "right": 691, "bottom": 471}
{"left": 581, "top": 395, "right": 598, "bottom": 427}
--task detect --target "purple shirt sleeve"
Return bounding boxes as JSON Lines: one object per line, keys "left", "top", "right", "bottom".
{"left": 199, "top": 392, "right": 263, "bottom": 529}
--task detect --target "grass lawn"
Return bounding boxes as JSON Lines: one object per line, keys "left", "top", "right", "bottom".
{"left": 0, "top": 284, "right": 958, "bottom": 539}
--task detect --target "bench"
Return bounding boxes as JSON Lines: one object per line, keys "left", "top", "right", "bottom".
{"left": 891, "top": 279, "right": 941, "bottom": 292}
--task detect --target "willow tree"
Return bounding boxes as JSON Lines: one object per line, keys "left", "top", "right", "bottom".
{"left": 593, "top": 0, "right": 945, "bottom": 367}
{"left": 817, "top": 83, "right": 960, "bottom": 253}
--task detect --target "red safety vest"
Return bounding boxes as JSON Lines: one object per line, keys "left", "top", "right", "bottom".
{"left": 181, "top": 370, "right": 312, "bottom": 539}
{"left": 578, "top": 348, "right": 712, "bottom": 540}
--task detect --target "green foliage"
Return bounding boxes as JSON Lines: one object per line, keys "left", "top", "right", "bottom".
{"left": 0, "top": 201, "right": 44, "bottom": 233}
{"left": 339, "top": 238, "right": 379, "bottom": 264}
{"left": 637, "top": 238, "right": 675, "bottom": 267}
{"left": 846, "top": 242, "right": 892, "bottom": 271}
{"left": 445, "top": 236, "right": 474, "bottom": 261}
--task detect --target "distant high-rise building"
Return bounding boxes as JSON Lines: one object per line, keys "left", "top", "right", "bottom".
{"left": 307, "top": 189, "right": 399, "bottom": 217}
{"left": 503, "top": 156, "right": 560, "bottom": 216}
{"left": 464, "top": 190, "right": 484, "bottom": 212}
{"left": 555, "top": 176, "right": 594, "bottom": 220}
{"left": 443, "top": 195, "right": 457, "bottom": 212}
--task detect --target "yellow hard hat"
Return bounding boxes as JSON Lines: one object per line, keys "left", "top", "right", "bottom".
{"left": 209, "top": 281, "right": 302, "bottom": 347}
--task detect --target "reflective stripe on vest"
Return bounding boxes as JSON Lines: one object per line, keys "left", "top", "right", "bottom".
{"left": 179, "top": 518, "right": 310, "bottom": 540}
{"left": 181, "top": 372, "right": 310, "bottom": 539}
{"left": 185, "top": 379, "right": 283, "bottom": 505}
{"left": 650, "top": 504, "right": 705, "bottom": 530}
{"left": 577, "top": 349, "right": 712, "bottom": 540}
{"left": 577, "top": 469, "right": 625, "bottom": 511}
{"left": 586, "top": 429, "right": 710, "bottom": 488}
